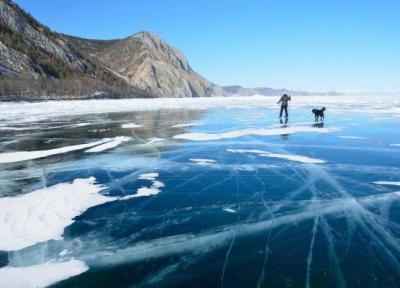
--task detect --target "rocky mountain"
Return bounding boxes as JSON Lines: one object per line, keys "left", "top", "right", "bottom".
{"left": 222, "top": 85, "right": 342, "bottom": 96}
{"left": 0, "top": 0, "right": 222, "bottom": 100}
{"left": 67, "top": 32, "right": 223, "bottom": 98}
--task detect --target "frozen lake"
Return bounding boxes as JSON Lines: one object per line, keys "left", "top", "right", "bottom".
{"left": 1, "top": 96, "right": 400, "bottom": 287}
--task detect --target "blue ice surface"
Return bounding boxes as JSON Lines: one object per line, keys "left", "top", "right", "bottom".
{"left": 1, "top": 106, "right": 400, "bottom": 287}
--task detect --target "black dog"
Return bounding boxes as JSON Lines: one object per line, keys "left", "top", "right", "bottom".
{"left": 312, "top": 107, "right": 326, "bottom": 122}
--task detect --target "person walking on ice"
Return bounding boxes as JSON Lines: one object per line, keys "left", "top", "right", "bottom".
{"left": 277, "top": 93, "right": 291, "bottom": 119}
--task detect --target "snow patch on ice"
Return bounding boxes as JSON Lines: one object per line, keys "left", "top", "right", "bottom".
{"left": 0, "top": 259, "right": 88, "bottom": 288}
{"left": 0, "top": 126, "right": 32, "bottom": 131}
{"left": 0, "top": 177, "right": 115, "bottom": 251}
{"left": 85, "top": 136, "right": 131, "bottom": 153}
{"left": 227, "top": 149, "right": 326, "bottom": 164}
{"left": 138, "top": 173, "right": 159, "bottom": 181}
{"left": 59, "top": 249, "right": 70, "bottom": 257}
{"left": 73, "top": 122, "right": 91, "bottom": 127}
{"left": 390, "top": 144, "right": 400, "bottom": 147}
{"left": 223, "top": 208, "right": 237, "bottom": 213}
{"left": 0, "top": 139, "right": 111, "bottom": 164}
{"left": 121, "top": 123, "right": 143, "bottom": 129}
{"left": 189, "top": 158, "right": 216, "bottom": 166}
{"left": 147, "top": 137, "right": 164, "bottom": 144}
{"left": 171, "top": 122, "right": 203, "bottom": 128}
{"left": 338, "top": 136, "right": 365, "bottom": 139}
{"left": 373, "top": 181, "right": 400, "bottom": 187}
{"left": 174, "top": 126, "right": 340, "bottom": 141}
{"left": 120, "top": 173, "right": 164, "bottom": 200}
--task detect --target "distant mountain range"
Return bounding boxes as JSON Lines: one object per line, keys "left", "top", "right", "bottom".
{"left": 0, "top": 0, "right": 340, "bottom": 100}
{"left": 222, "top": 85, "right": 342, "bottom": 96}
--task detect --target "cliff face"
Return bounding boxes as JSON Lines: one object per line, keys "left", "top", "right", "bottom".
{"left": 71, "top": 32, "right": 223, "bottom": 98}
{"left": 0, "top": 0, "right": 222, "bottom": 99}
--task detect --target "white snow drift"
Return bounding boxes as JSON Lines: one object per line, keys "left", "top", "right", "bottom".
{"left": 121, "top": 123, "right": 143, "bottom": 129}
{"left": 0, "top": 177, "right": 115, "bottom": 251}
{"left": 174, "top": 126, "right": 340, "bottom": 141}
{"left": 0, "top": 137, "right": 131, "bottom": 164}
{"left": 189, "top": 158, "right": 216, "bottom": 166}
{"left": 1, "top": 95, "right": 399, "bottom": 125}
{"left": 120, "top": 173, "right": 164, "bottom": 200}
{"left": 0, "top": 139, "right": 110, "bottom": 164}
{"left": 227, "top": 149, "right": 326, "bottom": 164}
{"left": 85, "top": 136, "right": 131, "bottom": 153}
{"left": 338, "top": 136, "right": 365, "bottom": 139}
{"left": 0, "top": 260, "right": 88, "bottom": 288}
{"left": 171, "top": 121, "right": 203, "bottom": 128}
{"left": 373, "top": 181, "right": 400, "bottom": 187}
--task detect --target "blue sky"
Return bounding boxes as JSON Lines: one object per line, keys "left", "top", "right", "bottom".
{"left": 14, "top": 0, "right": 400, "bottom": 91}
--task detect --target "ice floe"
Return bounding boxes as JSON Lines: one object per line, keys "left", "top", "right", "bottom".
{"left": 174, "top": 126, "right": 340, "bottom": 141}
{"left": 121, "top": 123, "right": 143, "bottom": 129}
{"left": 120, "top": 173, "right": 165, "bottom": 200}
{"left": 390, "top": 144, "right": 400, "bottom": 147}
{"left": 0, "top": 259, "right": 88, "bottom": 288}
{"left": 189, "top": 158, "right": 216, "bottom": 166}
{"left": 0, "top": 177, "right": 115, "bottom": 251}
{"left": 0, "top": 139, "right": 110, "bottom": 164}
{"left": 227, "top": 149, "right": 326, "bottom": 164}
{"left": 85, "top": 136, "right": 131, "bottom": 153}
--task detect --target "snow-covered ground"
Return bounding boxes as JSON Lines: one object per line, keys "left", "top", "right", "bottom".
{"left": 1, "top": 95, "right": 400, "bottom": 125}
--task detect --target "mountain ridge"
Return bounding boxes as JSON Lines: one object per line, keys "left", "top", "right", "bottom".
{"left": 0, "top": 0, "right": 340, "bottom": 100}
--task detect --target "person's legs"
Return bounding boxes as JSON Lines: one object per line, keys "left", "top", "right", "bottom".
{"left": 279, "top": 105, "right": 284, "bottom": 118}
{"left": 284, "top": 105, "right": 288, "bottom": 118}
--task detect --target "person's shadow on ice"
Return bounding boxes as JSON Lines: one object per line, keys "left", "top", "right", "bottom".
{"left": 279, "top": 117, "right": 289, "bottom": 140}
